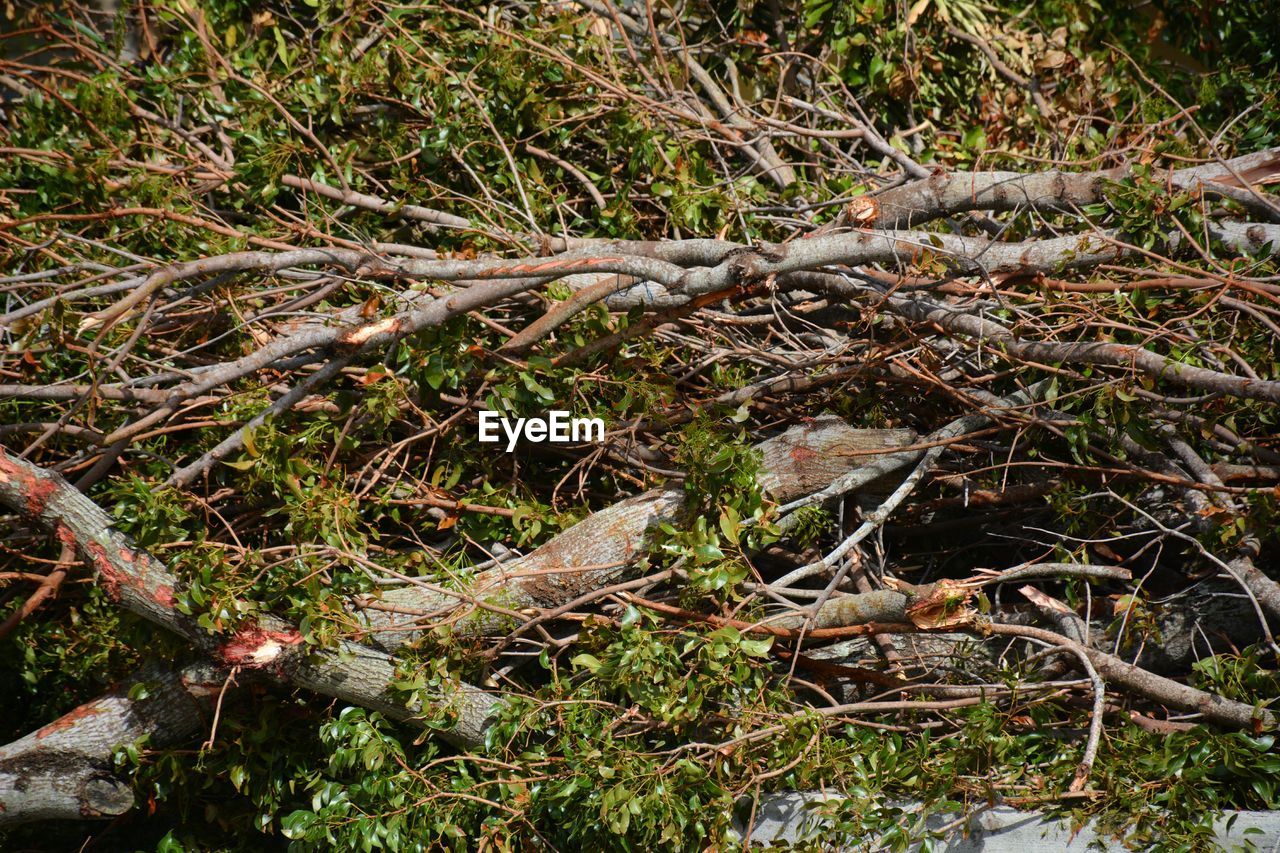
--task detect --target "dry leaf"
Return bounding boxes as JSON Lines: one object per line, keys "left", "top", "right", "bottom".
{"left": 1018, "top": 584, "right": 1075, "bottom": 615}
{"left": 903, "top": 579, "right": 974, "bottom": 628}
{"left": 905, "top": 0, "right": 932, "bottom": 28}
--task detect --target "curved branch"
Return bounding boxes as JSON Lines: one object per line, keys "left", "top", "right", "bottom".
{"left": 984, "top": 623, "right": 1275, "bottom": 731}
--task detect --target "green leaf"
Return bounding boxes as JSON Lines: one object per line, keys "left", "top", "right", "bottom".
{"left": 570, "top": 653, "right": 603, "bottom": 672}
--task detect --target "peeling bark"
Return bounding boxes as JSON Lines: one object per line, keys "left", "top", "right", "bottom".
{"left": 771, "top": 590, "right": 909, "bottom": 630}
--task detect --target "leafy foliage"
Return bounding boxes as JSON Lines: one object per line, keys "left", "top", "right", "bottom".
{"left": 1, "top": 0, "right": 1278, "bottom": 849}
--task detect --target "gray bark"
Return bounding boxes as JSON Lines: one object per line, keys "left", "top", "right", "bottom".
{"left": 869, "top": 147, "right": 1280, "bottom": 229}
{"left": 0, "top": 663, "right": 222, "bottom": 826}
{"left": 292, "top": 641, "right": 499, "bottom": 749}
{"left": 362, "top": 420, "right": 919, "bottom": 647}
{"left": 0, "top": 449, "right": 495, "bottom": 750}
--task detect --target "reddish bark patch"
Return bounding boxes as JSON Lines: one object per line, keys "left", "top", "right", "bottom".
{"left": 85, "top": 540, "right": 129, "bottom": 600}
{"left": 153, "top": 584, "right": 175, "bottom": 606}
{"left": 54, "top": 522, "right": 78, "bottom": 551}
{"left": 218, "top": 624, "right": 304, "bottom": 668}
{"left": 0, "top": 452, "right": 23, "bottom": 483}
{"left": 789, "top": 444, "right": 819, "bottom": 465}
{"left": 36, "top": 701, "right": 106, "bottom": 739}
{"left": 23, "top": 475, "right": 59, "bottom": 517}
{"left": 0, "top": 454, "right": 47, "bottom": 516}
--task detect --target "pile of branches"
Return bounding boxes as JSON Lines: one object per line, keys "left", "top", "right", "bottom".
{"left": 1, "top": 0, "right": 1279, "bottom": 845}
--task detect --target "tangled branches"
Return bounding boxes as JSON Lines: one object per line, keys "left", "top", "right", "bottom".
{"left": 1, "top": 0, "right": 1279, "bottom": 847}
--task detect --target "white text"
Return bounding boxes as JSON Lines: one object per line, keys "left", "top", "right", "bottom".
{"left": 477, "top": 410, "right": 605, "bottom": 451}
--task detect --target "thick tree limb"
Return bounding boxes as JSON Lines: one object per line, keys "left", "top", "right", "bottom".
{"left": 539, "top": 220, "right": 1280, "bottom": 318}
{"left": 869, "top": 147, "right": 1280, "bottom": 229}
{"left": 0, "top": 449, "right": 497, "bottom": 750}
{"left": 0, "top": 662, "right": 222, "bottom": 826}
{"left": 360, "top": 419, "right": 918, "bottom": 647}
